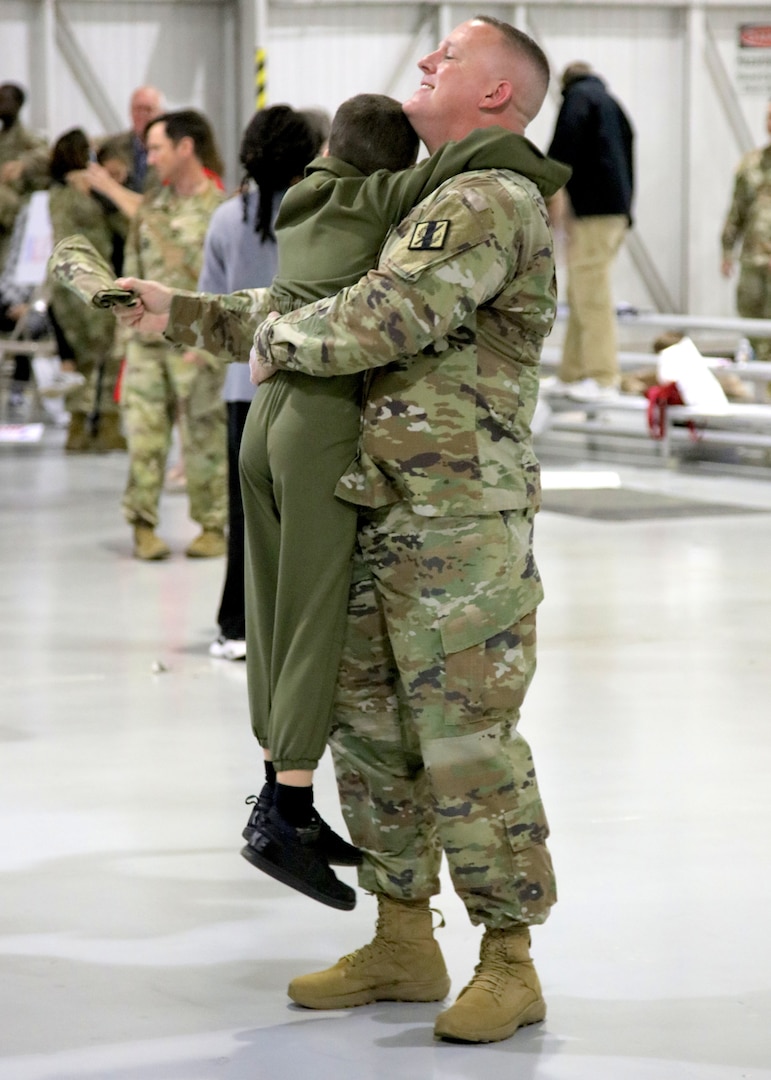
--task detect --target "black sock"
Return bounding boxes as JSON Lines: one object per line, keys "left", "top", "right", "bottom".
{"left": 264, "top": 760, "right": 277, "bottom": 789}
{"left": 275, "top": 783, "right": 314, "bottom": 828}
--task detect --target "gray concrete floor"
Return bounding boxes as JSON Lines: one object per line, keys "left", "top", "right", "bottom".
{"left": 1, "top": 425, "right": 770, "bottom": 1080}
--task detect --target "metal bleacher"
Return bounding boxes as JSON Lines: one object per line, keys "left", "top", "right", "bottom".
{"left": 538, "top": 310, "right": 771, "bottom": 469}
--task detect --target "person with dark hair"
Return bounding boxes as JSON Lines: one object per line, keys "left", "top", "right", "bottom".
{"left": 116, "top": 73, "right": 568, "bottom": 935}
{"left": 202, "top": 104, "right": 319, "bottom": 661}
{"left": 121, "top": 109, "right": 226, "bottom": 560}
{"left": 546, "top": 61, "right": 634, "bottom": 401}
{"left": 46, "top": 127, "right": 128, "bottom": 451}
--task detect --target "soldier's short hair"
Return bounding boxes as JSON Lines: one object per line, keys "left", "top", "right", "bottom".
{"left": 473, "top": 16, "right": 550, "bottom": 92}
{"left": 146, "top": 109, "right": 224, "bottom": 178}
{"left": 328, "top": 94, "right": 419, "bottom": 176}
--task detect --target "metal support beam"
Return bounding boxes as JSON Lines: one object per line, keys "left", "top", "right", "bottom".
{"left": 54, "top": 2, "right": 123, "bottom": 131}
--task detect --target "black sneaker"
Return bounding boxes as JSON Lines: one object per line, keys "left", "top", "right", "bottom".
{"left": 241, "top": 806, "right": 356, "bottom": 911}
{"left": 242, "top": 787, "right": 363, "bottom": 867}
{"left": 242, "top": 785, "right": 273, "bottom": 841}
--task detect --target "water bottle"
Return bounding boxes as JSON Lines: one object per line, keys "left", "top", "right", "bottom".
{"left": 734, "top": 337, "right": 754, "bottom": 365}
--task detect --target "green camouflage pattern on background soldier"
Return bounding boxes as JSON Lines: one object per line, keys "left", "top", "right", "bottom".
{"left": 47, "top": 188, "right": 127, "bottom": 421}
{"left": 0, "top": 120, "right": 49, "bottom": 268}
{"left": 721, "top": 143, "right": 771, "bottom": 362}
{"left": 249, "top": 163, "right": 562, "bottom": 928}
{"left": 121, "top": 178, "right": 227, "bottom": 531}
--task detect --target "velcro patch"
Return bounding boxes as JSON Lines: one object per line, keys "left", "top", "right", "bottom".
{"left": 408, "top": 220, "right": 450, "bottom": 251}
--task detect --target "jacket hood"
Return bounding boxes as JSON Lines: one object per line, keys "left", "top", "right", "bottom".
{"left": 455, "top": 126, "right": 571, "bottom": 199}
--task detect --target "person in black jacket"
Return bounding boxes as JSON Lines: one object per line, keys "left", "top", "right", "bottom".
{"left": 547, "top": 62, "right": 634, "bottom": 401}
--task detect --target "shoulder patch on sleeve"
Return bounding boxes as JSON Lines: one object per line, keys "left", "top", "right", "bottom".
{"left": 408, "top": 220, "right": 451, "bottom": 251}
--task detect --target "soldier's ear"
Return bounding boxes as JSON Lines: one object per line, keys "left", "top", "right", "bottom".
{"left": 481, "top": 80, "right": 513, "bottom": 111}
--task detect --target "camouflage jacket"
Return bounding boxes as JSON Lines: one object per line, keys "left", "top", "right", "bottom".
{"left": 253, "top": 165, "right": 565, "bottom": 515}
{"left": 125, "top": 178, "right": 223, "bottom": 343}
{"left": 0, "top": 120, "right": 49, "bottom": 191}
{"left": 165, "top": 128, "right": 570, "bottom": 368}
{"left": 721, "top": 144, "right": 771, "bottom": 266}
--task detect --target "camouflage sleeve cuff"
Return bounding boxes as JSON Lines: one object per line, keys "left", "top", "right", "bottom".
{"left": 166, "top": 290, "right": 263, "bottom": 363}
{"left": 166, "top": 292, "right": 209, "bottom": 350}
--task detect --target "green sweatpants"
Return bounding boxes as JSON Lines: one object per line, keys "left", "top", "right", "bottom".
{"left": 238, "top": 369, "right": 362, "bottom": 772}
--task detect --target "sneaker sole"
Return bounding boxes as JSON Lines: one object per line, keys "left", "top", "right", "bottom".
{"left": 434, "top": 999, "right": 546, "bottom": 1043}
{"left": 240, "top": 843, "right": 356, "bottom": 911}
{"left": 288, "top": 976, "right": 451, "bottom": 1010}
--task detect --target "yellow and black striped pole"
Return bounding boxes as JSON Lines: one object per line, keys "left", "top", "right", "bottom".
{"left": 255, "top": 47, "right": 267, "bottom": 110}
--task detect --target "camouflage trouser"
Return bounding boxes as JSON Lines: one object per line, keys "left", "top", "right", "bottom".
{"left": 121, "top": 339, "right": 227, "bottom": 529}
{"left": 50, "top": 283, "right": 121, "bottom": 419}
{"left": 329, "top": 501, "right": 557, "bottom": 929}
{"left": 737, "top": 262, "right": 771, "bottom": 364}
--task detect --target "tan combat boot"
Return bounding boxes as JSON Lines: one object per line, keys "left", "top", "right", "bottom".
{"left": 133, "top": 524, "right": 171, "bottom": 561}
{"left": 185, "top": 529, "right": 226, "bottom": 558}
{"left": 288, "top": 895, "right": 451, "bottom": 1009}
{"left": 434, "top": 925, "right": 546, "bottom": 1043}
{"left": 93, "top": 412, "right": 127, "bottom": 453}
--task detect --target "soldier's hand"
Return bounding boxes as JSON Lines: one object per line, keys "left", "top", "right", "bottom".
{"left": 249, "top": 346, "right": 276, "bottom": 386}
{"left": 114, "top": 277, "right": 173, "bottom": 333}
{"left": 720, "top": 257, "right": 733, "bottom": 279}
{"left": 66, "top": 169, "right": 93, "bottom": 196}
{"left": 0, "top": 160, "right": 24, "bottom": 184}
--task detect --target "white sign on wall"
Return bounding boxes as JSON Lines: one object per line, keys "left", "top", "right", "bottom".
{"left": 736, "top": 24, "right": 771, "bottom": 95}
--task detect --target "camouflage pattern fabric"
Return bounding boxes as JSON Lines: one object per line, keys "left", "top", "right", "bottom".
{"left": 253, "top": 169, "right": 556, "bottom": 517}
{"left": 47, "top": 189, "right": 129, "bottom": 419}
{"left": 48, "top": 233, "right": 137, "bottom": 309}
{"left": 0, "top": 120, "right": 49, "bottom": 268}
{"left": 124, "top": 180, "right": 224, "bottom": 290}
{"left": 121, "top": 178, "right": 226, "bottom": 528}
{"left": 330, "top": 503, "right": 554, "bottom": 927}
{"left": 252, "top": 168, "right": 561, "bottom": 926}
{"left": 721, "top": 143, "right": 771, "bottom": 362}
{"left": 121, "top": 338, "right": 227, "bottom": 529}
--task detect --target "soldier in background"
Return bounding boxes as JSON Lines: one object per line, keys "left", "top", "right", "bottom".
{"left": 546, "top": 62, "right": 634, "bottom": 401}
{"left": 721, "top": 98, "right": 771, "bottom": 364}
{"left": 81, "top": 86, "right": 165, "bottom": 221}
{"left": 121, "top": 109, "right": 226, "bottom": 561}
{"left": 0, "top": 82, "right": 50, "bottom": 272}
{"left": 47, "top": 128, "right": 129, "bottom": 452}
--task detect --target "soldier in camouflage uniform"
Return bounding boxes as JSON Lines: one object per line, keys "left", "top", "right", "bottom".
{"left": 122, "top": 110, "right": 226, "bottom": 560}
{"left": 0, "top": 83, "right": 49, "bottom": 272}
{"left": 721, "top": 99, "right": 771, "bottom": 364}
{"left": 246, "top": 17, "right": 563, "bottom": 1045}
{"left": 47, "top": 128, "right": 128, "bottom": 452}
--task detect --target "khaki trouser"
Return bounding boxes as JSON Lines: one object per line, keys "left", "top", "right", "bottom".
{"left": 737, "top": 262, "right": 771, "bottom": 364}
{"left": 559, "top": 214, "right": 628, "bottom": 386}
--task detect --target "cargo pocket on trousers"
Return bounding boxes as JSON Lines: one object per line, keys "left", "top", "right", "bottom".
{"left": 439, "top": 591, "right": 536, "bottom": 733}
